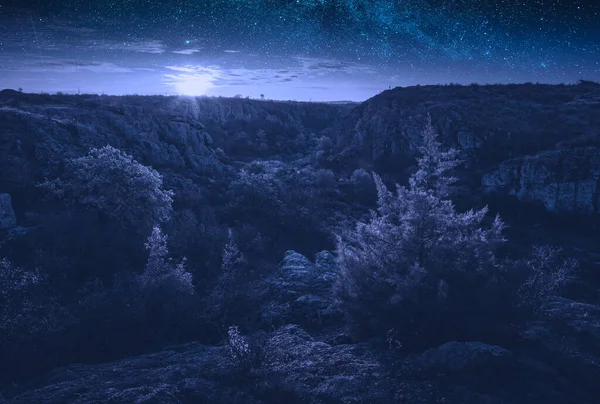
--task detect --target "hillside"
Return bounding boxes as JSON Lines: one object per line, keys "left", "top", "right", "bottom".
{"left": 1, "top": 84, "right": 599, "bottom": 403}
{"left": 328, "top": 82, "right": 600, "bottom": 214}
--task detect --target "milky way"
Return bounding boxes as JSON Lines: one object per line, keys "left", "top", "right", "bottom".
{"left": 1, "top": 0, "right": 598, "bottom": 100}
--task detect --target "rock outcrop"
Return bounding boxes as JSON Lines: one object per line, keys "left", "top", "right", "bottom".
{"left": 0, "top": 91, "right": 347, "bottom": 176}
{"left": 331, "top": 83, "right": 600, "bottom": 214}
{"left": 2, "top": 84, "right": 600, "bottom": 215}
{"left": 482, "top": 146, "right": 600, "bottom": 213}
{"left": 5, "top": 325, "right": 396, "bottom": 404}
{"left": 520, "top": 296, "right": 600, "bottom": 398}
{"left": 262, "top": 250, "right": 341, "bottom": 329}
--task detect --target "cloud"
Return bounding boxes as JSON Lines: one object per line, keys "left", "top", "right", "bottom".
{"left": 161, "top": 54, "right": 385, "bottom": 96}
{"left": 294, "top": 56, "right": 378, "bottom": 76}
{"left": 163, "top": 65, "right": 223, "bottom": 95}
{"left": 300, "top": 85, "right": 331, "bottom": 90}
{"left": 46, "top": 25, "right": 98, "bottom": 35}
{"left": 86, "top": 39, "right": 166, "bottom": 54}
{"left": 172, "top": 49, "right": 202, "bottom": 55}
{"left": 2, "top": 56, "right": 137, "bottom": 74}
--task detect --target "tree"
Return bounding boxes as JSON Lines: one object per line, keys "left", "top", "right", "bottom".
{"left": 205, "top": 229, "right": 247, "bottom": 329}
{"left": 518, "top": 244, "right": 577, "bottom": 312}
{"left": 136, "top": 226, "right": 193, "bottom": 295}
{"left": 334, "top": 117, "right": 506, "bottom": 348}
{"left": 40, "top": 145, "right": 173, "bottom": 233}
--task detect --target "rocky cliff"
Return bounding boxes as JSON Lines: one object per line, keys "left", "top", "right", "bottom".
{"left": 332, "top": 82, "right": 600, "bottom": 213}
{"left": 482, "top": 146, "right": 600, "bottom": 214}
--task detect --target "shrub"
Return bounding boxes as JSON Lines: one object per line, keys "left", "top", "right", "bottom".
{"left": 136, "top": 225, "right": 194, "bottom": 295}
{"left": 518, "top": 244, "right": 578, "bottom": 312}
{"left": 0, "top": 258, "right": 64, "bottom": 380}
{"left": 334, "top": 116, "right": 507, "bottom": 348}
{"left": 0, "top": 258, "right": 43, "bottom": 338}
{"left": 350, "top": 168, "right": 376, "bottom": 204}
{"left": 39, "top": 145, "right": 173, "bottom": 234}
{"left": 205, "top": 229, "right": 253, "bottom": 331}
{"left": 227, "top": 325, "right": 266, "bottom": 373}
{"left": 74, "top": 226, "right": 201, "bottom": 349}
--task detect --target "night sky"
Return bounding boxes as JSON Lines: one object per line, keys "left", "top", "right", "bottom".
{"left": 1, "top": 0, "right": 599, "bottom": 101}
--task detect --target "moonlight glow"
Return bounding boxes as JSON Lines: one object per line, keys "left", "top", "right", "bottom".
{"left": 0, "top": 0, "right": 598, "bottom": 100}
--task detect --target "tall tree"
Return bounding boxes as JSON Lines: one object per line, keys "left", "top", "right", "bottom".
{"left": 334, "top": 117, "right": 506, "bottom": 347}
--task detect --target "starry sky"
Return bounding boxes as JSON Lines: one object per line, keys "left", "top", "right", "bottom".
{"left": 1, "top": 0, "right": 599, "bottom": 101}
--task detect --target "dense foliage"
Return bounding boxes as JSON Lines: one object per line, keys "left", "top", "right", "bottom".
{"left": 0, "top": 89, "right": 598, "bottom": 402}
{"left": 334, "top": 117, "right": 509, "bottom": 348}
{"left": 39, "top": 145, "right": 174, "bottom": 234}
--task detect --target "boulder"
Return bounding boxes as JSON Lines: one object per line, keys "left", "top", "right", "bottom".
{"left": 516, "top": 297, "right": 600, "bottom": 402}
{"left": 264, "top": 324, "right": 394, "bottom": 403}
{"left": 261, "top": 250, "right": 340, "bottom": 329}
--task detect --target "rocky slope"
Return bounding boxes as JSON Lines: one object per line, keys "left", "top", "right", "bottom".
{"left": 0, "top": 90, "right": 351, "bottom": 222}
{"left": 331, "top": 82, "right": 600, "bottom": 213}
{"left": 1, "top": 84, "right": 600, "bottom": 403}
{"left": 4, "top": 250, "right": 599, "bottom": 404}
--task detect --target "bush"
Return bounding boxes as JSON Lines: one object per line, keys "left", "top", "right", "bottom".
{"left": 136, "top": 225, "right": 194, "bottom": 295}
{"left": 0, "top": 259, "right": 64, "bottom": 380}
{"left": 334, "top": 117, "right": 507, "bottom": 349}
{"left": 350, "top": 168, "right": 376, "bottom": 204}
{"left": 203, "top": 229, "right": 267, "bottom": 335}
{"left": 205, "top": 229, "right": 245, "bottom": 321}
{"left": 39, "top": 145, "right": 173, "bottom": 234}
{"left": 518, "top": 244, "right": 578, "bottom": 312}
{"left": 227, "top": 325, "right": 266, "bottom": 373}
{"left": 66, "top": 227, "right": 199, "bottom": 356}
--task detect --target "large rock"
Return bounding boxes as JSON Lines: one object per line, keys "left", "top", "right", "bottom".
{"left": 6, "top": 342, "right": 242, "bottom": 404}
{"left": 0, "top": 193, "right": 17, "bottom": 229}
{"left": 482, "top": 147, "right": 600, "bottom": 213}
{"left": 263, "top": 325, "right": 394, "bottom": 403}
{"left": 518, "top": 297, "right": 600, "bottom": 402}
{"left": 262, "top": 250, "right": 341, "bottom": 329}
{"left": 5, "top": 325, "right": 396, "bottom": 404}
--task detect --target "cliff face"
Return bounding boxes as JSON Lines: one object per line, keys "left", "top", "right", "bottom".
{"left": 333, "top": 82, "right": 600, "bottom": 213}
{"left": 482, "top": 147, "right": 600, "bottom": 214}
